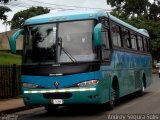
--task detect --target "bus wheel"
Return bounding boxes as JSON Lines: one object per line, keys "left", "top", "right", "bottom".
{"left": 107, "top": 87, "right": 116, "bottom": 110}
{"left": 45, "top": 105, "right": 59, "bottom": 114}
{"left": 138, "top": 82, "right": 145, "bottom": 96}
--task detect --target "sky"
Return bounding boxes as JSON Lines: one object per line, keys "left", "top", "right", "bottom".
{"left": 0, "top": 0, "right": 154, "bottom": 33}
{"left": 0, "top": 0, "right": 111, "bottom": 33}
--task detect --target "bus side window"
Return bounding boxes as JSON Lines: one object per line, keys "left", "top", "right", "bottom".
{"left": 130, "top": 32, "right": 138, "bottom": 50}
{"left": 102, "top": 30, "right": 110, "bottom": 49}
{"left": 146, "top": 38, "right": 150, "bottom": 52}
{"left": 137, "top": 35, "right": 143, "bottom": 51}
{"left": 122, "top": 28, "right": 131, "bottom": 48}
{"left": 101, "top": 27, "right": 111, "bottom": 61}
{"left": 111, "top": 23, "right": 122, "bottom": 47}
{"left": 143, "top": 38, "right": 148, "bottom": 52}
{"left": 147, "top": 38, "right": 151, "bottom": 52}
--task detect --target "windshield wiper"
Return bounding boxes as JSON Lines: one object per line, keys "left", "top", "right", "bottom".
{"left": 58, "top": 37, "right": 77, "bottom": 63}
{"left": 61, "top": 47, "right": 77, "bottom": 63}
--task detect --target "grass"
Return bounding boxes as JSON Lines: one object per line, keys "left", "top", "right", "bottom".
{"left": 0, "top": 51, "right": 22, "bottom": 65}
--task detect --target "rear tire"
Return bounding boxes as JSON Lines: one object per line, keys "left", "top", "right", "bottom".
{"left": 138, "top": 82, "right": 145, "bottom": 96}
{"left": 45, "top": 105, "right": 59, "bottom": 114}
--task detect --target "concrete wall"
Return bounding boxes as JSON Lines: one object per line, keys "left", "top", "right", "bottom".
{"left": 0, "top": 30, "right": 23, "bottom": 50}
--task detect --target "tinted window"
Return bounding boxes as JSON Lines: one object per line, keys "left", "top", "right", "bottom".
{"left": 102, "top": 30, "right": 110, "bottom": 49}
{"left": 25, "top": 23, "right": 57, "bottom": 63}
{"left": 145, "top": 38, "right": 150, "bottom": 52}
{"left": 24, "top": 20, "right": 97, "bottom": 64}
{"left": 147, "top": 38, "right": 151, "bottom": 52}
{"left": 122, "top": 28, "right": 131, "bottom": 48}
{"left": 101, "top": 27, "right": 111, "bottom": 61}
{"left": 137, "top": 36, "right": 143, "bottom": 51}
{"left": 130, "top": 32, "right": 137, "bottom": 50}
{"left": 143, "top": 38, "right": 148, "bottom": 52}
{"left": 111, "top": 23, "right": 122, "bottom": 47}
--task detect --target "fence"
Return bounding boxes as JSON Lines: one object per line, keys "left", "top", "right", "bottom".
{"left": 0, "top": 64, "right": 21, "bottom": 99}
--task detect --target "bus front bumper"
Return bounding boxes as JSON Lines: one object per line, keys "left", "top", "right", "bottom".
{"left": 22, "top": 87, "right": 103, "bottom": 106}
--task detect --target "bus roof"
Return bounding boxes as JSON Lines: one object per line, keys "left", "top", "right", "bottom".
{"left": 24, "top": 9, "right": 149, "bottom": 37}
{"left": 24, "top": 10, "right": 107, "bottom": 25}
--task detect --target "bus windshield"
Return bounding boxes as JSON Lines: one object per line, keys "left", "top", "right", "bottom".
{"left": 23, "top": 20, "right": 97, "bottom": 64}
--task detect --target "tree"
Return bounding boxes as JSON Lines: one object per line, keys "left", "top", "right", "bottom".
{"left": 10, "top": 7, "right": 50, "bottom": 29}
{"left": 0, "top": 0, "right": 12, "bottom": 20}
{"left": 0, "top": 6, "right": 11, "bottom": 20}
{"left": 0, "top": 0, "right": 11, "bottom": 4}
{"left": 107, "top": 0, "right": 160, "bottom": 59}
{"left": 110, "top": 13, "right": 160, "bottom": 59}
{"left": 107, "top": 0, "right": 150, "bottom": 18}
{"left": 149, "top": 0, "right": 160, "bottom": 21}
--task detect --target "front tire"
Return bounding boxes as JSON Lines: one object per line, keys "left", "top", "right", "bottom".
{"left": 107, "top": 87, "right": 116, "bottom": 110}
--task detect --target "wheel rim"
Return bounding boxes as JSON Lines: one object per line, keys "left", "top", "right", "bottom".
{"left": 142, "top": 83, "right": 145, "bottom": 92}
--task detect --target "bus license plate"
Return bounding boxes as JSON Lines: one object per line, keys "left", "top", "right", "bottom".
{"left": 51, "top": 99, "right": 64, "bottom": 104}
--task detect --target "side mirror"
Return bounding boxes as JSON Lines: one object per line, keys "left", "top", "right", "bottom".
{"left": 9, "top": 29, "right": 24, "bottom": 54}
{"left": 93, "top": 23, "right": 102, "bottom": 46}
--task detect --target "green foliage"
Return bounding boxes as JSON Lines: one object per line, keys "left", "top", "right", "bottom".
{"left": 149, "top": 1, "right": 160, "bottom": 21}
{"left": 107, "top": 0, "right": 150, "bottom": 17}
{"left": 0, "top": 0, "right": 13, "bottom": 20}
{"left": 10, "top": 6, "right": 50, "bottom": 29}
{"left": 107, "top": 0, "right": 160, "bottom": 59}
{"left": 0, "top": 0, "right": 10, "bottom": 4}
{"left": 0, "top": 51, "right": 22, "bottom": 65}
{"left": 125, "top": 17, "right": 160, "bottom": 49}
{"left": 0, "top": 6, "right": 11, "bottom": 21}
{"left": 112, "top": 13, "right": 160, "bottom": 59}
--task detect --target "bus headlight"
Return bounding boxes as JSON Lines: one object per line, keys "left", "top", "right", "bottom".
{"left": 77, "top": 80, "right": 99, "bottom": 87}
{"left": 23, "top": 83, "right": 39, "bottom": 88}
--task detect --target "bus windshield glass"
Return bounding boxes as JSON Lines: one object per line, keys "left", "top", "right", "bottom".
{"left": 24, "top": 20, "right": 97, "bottom": 64}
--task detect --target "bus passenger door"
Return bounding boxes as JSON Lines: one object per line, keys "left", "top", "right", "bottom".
{"left": 101, "top": 19, "right": 112, "bottom": 63}
{"left": 100, "top": 19, "right": 113, "bottom": 102}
